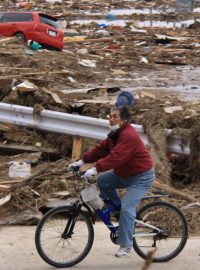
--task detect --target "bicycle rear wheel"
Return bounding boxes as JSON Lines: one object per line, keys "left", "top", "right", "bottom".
{"left": 133, "top": 201, "right": 188, "bottom": 262}
{"left": 35, "top": 206, "right": 94, "bottom": 268}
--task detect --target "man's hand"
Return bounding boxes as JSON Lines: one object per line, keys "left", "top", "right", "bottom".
{"left": 84, "top": 167, "right": 97, "bottom": 180}
{"left": 68, "top": 159, "right": 84, "bottom": 171}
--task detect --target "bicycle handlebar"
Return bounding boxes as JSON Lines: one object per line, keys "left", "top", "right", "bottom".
{"left": 68, "top": 168, "right": 90, "bottom": 183}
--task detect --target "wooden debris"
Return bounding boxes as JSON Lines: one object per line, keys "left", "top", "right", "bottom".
{"left": 0, "top": 180, "right": 25, "bottom": 185}
{"left": 64, "top": 37, "right": 113, "bottom": 44}
{"left": 50, "top": 93, "right": 63, "bottom": 104}
{"left": 0, "top": 142, "right": 59, "bottom": 154}
{"left": 72, "top": 137, "right": 83, "bottom": 160}
{"left": 42, "top": 198, "right": 76, "bottom": 208}
{"left": 154, "top": 34, "right": 188, "bottom": 42}
{"left": 51, "top": 191, "right": 71, "bottom": 198}
{"left": 0, "top": 194, "right": 11, "bottom": 207}
{"left": 181, "top": 202, "right": 200, "bottom": 212}
{"left": 164, "top": 106, "right": 183, "bottom": 114}
{"left": 61, "top": 88, "right": 98, "bottom": 94}
{"left": 0, "top": 209, "right": 41, "bottom": 225}
{"left": 0, "top": 37, "right": 16, "bottom": 44}
{"left": 0, "top": 184, "right": 11, "bottom": 192}
{"left": 64, "top": 36, "right": 87, "bottom": 42}
{"left": 111, "top": 69, "right": 127, "bottom": 77}
{"left": 0, "top": 123, "right": 13, "bottom": 132}
{"left": 140, "top": 91, "right": 157, "bottom": 99}
{"left": 13, "top": 80, "right": 38, "bottom": 93}
{"left": 154, "top": 180, "right": 196, "bottom": 202}
{"left": 77, "top": 99, "right": 115, "bottom": 104}
{"left": 43, "top": 88, "right": 63, "bottom": 103}
{"left": 0, "top": 70, "right": 70, "bottom": 80}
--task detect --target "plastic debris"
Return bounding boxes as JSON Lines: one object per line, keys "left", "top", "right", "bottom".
{"left": 78, "top": 59, "right": 97, "bottom": 68}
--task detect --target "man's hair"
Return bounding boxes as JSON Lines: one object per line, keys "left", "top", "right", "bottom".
{"left": 111, "top": 106, "right": 131, "bottom": 122}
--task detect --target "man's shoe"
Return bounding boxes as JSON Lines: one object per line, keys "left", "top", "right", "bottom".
{"left": 115, "top": 246, "right": 133, "bottom": 257}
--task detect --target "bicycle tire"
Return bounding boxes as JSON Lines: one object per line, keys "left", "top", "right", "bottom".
{"left": 35, "top": 206, "right": 94, "bottom": 268}
{"left": 133, "top": 201, "right": 188, "bottom": 262}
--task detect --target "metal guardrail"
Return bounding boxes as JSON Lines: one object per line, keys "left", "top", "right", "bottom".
{"left": 0, "top": 103, "right": 190, "bottom": 155}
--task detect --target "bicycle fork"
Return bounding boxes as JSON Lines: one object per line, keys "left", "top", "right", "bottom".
{"left": 62, "top": 202, "right": 82, "bottom": 239}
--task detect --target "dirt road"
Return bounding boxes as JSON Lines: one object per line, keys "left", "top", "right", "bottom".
{"left": 0, "top": 222, "right": 199, "bottom": 270}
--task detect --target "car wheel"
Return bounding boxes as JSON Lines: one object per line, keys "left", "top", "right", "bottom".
{"left": 15, "top": 32, "right": 26, "bottom": 42}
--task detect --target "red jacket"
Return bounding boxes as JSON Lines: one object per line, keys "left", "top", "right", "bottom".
{"left": 82, "top": 123, "right": 153, "bottom": 177}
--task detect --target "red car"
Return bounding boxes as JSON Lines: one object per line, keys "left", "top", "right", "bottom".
{"left": 0, "top": 11, "right": 64, "bottom": 50}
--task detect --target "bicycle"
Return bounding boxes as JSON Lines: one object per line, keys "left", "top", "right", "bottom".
{"left": 35, "top": 169, "right": 188, "bottom": 268}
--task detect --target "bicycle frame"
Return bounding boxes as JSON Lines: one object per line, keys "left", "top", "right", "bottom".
{"left": 63, "top": 199, "right": 160, "bottom": 243}
{"left": 94, "top": 205, "right": 163, "bottom": 236}
{"left": 95, "top": 206, "right": 120, "bottom": 233}
{"left": 71, "top": 171, "right": 165, "bottom": 238}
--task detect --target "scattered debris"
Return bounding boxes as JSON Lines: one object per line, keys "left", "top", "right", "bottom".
{"left": 0, "top": 0, "right": 200, "bottom": 235}
{"left": 78, "top": 59, "right": 97, "bottom": 68}
{"left": 164, "top": 106, "right": 183, "bottom": 113}
{"left": 0, "top": 194, "right": 11, "bottom": 207}
{"left": 12, "top": 80, "right": 38, "bottom": 93}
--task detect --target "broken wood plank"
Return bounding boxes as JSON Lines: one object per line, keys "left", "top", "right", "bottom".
{"left": 0, "top": 37, "right": 16, "bottom": 44}
{"left": 0, "top": 180, "right": 24, "bottom": 185}
{"left": 51, "top": 93, "right": 63, "bottom": 104}
{"left": 77, "top": 99, "right": 115, "bottom": 104}
{"left": 0, "top": 194, "right": 11, "bottom": 206}
{"left": 61, "top": 88, "right": 92, "bottom": 94}
{"left": 0, "top": 70, "right": 70, "bottom": 79}
{"left": 0, "top": 142, "right": 59, "bottom": 154}
{"left": 44, "top": 89, "right": 63, "bottom": 104}
{"left": 51, "top": 191, "right": 71, "bottom": 197}
{"left": 154, "top": 34, "right": 188, "bottom": 42}
{"left": 0, "top": 184, "right": 11, "bottom": 192}
{"left": 1, "top": 67, "right": 33, "bottom": 70}
{"left": 0, "top": 123, "right": 13, "bottom": 132}
{"left": 72, "top": 137, "right": 83, "bottom": 160}
{"left": 63, "top": 36, "right": 87, "bottom": 42}
{"left": 64, "top": 37, "right": 113, "bottom": 44}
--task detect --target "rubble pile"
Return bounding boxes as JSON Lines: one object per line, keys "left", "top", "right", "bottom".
{"left": 0, "top": 0, "right": 200, "bottom": 234}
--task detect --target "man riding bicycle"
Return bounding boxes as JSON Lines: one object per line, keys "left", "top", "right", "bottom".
{"left": 69, "top": 104, "right": 155, "bottom": 257}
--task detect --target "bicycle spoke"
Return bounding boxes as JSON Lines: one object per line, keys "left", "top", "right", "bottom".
{"left": 35, "top": 207, "right": 94, "bottom": 267}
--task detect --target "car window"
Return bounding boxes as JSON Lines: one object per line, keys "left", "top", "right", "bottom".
{"left": 39, "top": 14, "right": 59, "bottom": 29}
{"left": 0, "top": 13, "right": 33, "bottom": 23}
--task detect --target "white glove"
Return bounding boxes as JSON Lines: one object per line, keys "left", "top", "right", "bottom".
{"left": 68, "top": 159, "right": 84, "bottom": 170}
{"left": 84, "top": 167, "right": 97, "bottom": 180}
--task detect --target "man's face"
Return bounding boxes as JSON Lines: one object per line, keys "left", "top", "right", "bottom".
{"left": 109, "top": 109, "right": 124, "bottom": 126}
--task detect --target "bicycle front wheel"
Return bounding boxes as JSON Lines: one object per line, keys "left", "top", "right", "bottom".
{"left": 35, "top": 206, "right": 94, "bottom": 268}
{"left": 133, "top": 201, "right": 188, "bottom": 262}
